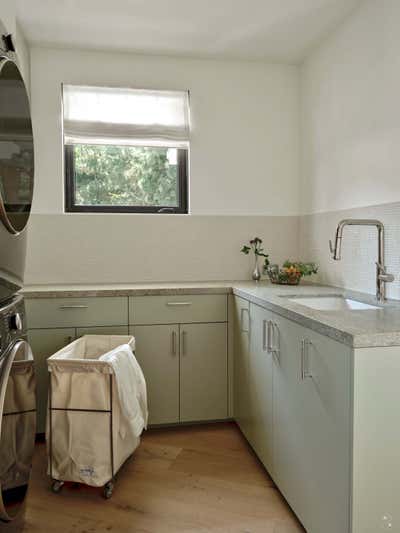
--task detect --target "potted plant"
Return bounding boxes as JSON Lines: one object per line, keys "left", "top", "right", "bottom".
{"left": 241, "top": 237, "right": 270, "bottom": 281}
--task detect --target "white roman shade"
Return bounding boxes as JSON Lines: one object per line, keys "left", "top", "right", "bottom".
{"left": 63, "top": 85, "right": 190, "bottom": 148}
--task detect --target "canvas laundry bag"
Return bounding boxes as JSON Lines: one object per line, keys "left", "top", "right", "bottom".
{"left": 46, "top": 335, "right": 147, "bottom": 487}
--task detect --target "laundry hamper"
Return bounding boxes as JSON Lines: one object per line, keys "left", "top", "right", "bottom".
{"left": 46, "top": 335, "right": 146, "bottom": 499}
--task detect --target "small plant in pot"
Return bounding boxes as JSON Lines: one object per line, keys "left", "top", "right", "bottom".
{"left": 266, "top": 261, "right": 318, "bottom": 285}
{"left": 241, "top": 237, "right": 270, "bottom": 281}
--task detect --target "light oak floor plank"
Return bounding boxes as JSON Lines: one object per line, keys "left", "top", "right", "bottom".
{"left": 1, "top": 422, "right": 304, "bottom": 533}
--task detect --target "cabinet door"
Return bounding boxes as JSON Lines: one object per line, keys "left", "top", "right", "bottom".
{"left": 129, "top": 325, "right": 179, "bottom": 425}
{"left": 273, "top": 314, "right": 351, "bottom": 533}
{"left": 180, "top": 323, "right": 227, "bottom": 422}
{"left": 249, "top": 303, "right": 274, "bottom": 475}
{"left": 28, "top": 328, "right": 75, "bottom": 433}
{"left": 233, "top": 296, "right": 251, "bottom": 440}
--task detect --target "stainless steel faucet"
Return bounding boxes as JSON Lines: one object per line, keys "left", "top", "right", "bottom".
{"left": 329, "top": 219, "right": 394, "bottom": 301}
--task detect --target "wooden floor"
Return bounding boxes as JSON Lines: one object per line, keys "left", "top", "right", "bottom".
{"left": 3, "top": 422, "right": 304, "bottom": 533}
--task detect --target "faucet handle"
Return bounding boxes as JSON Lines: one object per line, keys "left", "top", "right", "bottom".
{"left": 329, "top": 239, "right": 334, "bottom": 255}
{"left": 376, "top": 262, "right": 395, "bottom": 283}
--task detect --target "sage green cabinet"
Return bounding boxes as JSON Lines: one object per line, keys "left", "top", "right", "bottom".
{"left": 272, "top": 315, "right": 351, "bottom": 533}
{"left": 28, "top": 328, "right": 75, "bottom": 433}
{"left": 26, "top": 296, "right": 128, "bottom": 329}
{"left": 248, "top": 303, "right": 274, "bottom": 475}
{"left": 180, "top": 323, "right": 227, "bottom": 422}
{"left": 131, "top": 323, "right": 228, "bottom": 424}
{"left": 233, "top": 297, "right": 351, "bottom": 533}
{"left": 233, "top": 296, "right": 251, "bottom": 440}
{"left": 130, "top": 325, "right": 179, "bottom": 425}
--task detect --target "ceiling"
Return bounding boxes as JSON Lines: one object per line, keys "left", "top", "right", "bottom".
{"left": 16, "top": 0, "right": 364, "bottom": 63}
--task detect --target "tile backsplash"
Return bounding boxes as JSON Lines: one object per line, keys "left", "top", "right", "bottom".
{"left": 300, "top": 202, "right": 400, "bottom": 300}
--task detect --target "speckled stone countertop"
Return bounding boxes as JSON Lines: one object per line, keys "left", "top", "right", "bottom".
{"left": 22, "top": 281, "right": 400, "bottom": 348}
{"left": 233, "top": 283, "right": 400, "bottom": 349}
{"left": 21, "top": 281, "right": 240, "bottom": 298}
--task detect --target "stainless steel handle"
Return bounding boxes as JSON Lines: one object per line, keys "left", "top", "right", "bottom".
{"left": 267, "top": 320, "right": 273, "bottom": 353}
{"left": 59, "top": 305, "right": 89, "bottom": 309}
{"left": 271, "top": 322, "right": 280, "bottom": 362}
{"left": 171, "top": 331, "right": 177, "bottom": 355}
{"left": 262, "top": 319, "right": 268, "bottom": 351}
{"left": 240, "top": 308, "right": 250, "bottom": 333}
{"left": 181, "top": 330, "right": 187, "bottom": 355}
{"left": 166, "top": 302, "right": 192, "bottom": 306}
{"left": 301, "top": 338, "right": 312, "bottom": 380}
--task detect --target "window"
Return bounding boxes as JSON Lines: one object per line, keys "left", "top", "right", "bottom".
{"left": 63, "top": 85, "right": 189, "bottom": 213}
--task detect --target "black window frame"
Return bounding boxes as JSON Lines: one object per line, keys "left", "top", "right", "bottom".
{"left": 64, "top": 144, "right": 188, "bottom": 214}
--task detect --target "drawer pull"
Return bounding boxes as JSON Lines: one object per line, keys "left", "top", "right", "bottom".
{"left": 171, "top": 331, "right": 177, "bottom": 355}
{"left": 166, "top": 302, "right": 192, "bottom": 307}
{"left": 59, "top": 305, "right": 89, "bottom": 310}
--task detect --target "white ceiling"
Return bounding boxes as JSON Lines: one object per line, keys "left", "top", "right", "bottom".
{"left": 16, "top": 0, "right": 364, "bottom": 63}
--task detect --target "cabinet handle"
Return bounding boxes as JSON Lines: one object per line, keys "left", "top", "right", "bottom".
{"left": 267, "top": 320, "right": 273, "bottom": 353}
{"left": 301, "top": 338, "right": 312, "bottom": 380}
{"left": 59, "top": 305, "right": 88, "bottom": 310}
{"left": 171, "top": 331, "right": 177, "bottom": 355}
{"left": 181, "top": 330, "right": 187, "bottom": 355}
{"left": 166, "top": 302, "right": 192, "bottom": 306}
{"left": 271, "top": 322, "right": 280, "bottom": 362}
{"left": 240, "top": 308, "right": 250, "bottom": 333}
{"left": 262, "top": 319, "right": 268, "bottom": 351}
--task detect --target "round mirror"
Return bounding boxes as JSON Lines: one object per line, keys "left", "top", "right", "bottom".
{"left": 0, "top": 57, "right": 34, "bottom": 234}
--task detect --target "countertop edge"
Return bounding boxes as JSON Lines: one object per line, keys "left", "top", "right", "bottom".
{"left": 21, "top": 282, "right": 400, "bottom": 349}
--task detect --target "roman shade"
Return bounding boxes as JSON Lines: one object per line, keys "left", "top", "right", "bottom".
{"left": 63, "top": 85, "right": 190, "bottom": 148}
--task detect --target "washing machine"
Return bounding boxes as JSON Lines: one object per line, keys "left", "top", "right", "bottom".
{"left": 0, "top": 295, "right": 35, "bottom": 522}
{"left": 0, "top": 22, "right": 36, "bottom": 524}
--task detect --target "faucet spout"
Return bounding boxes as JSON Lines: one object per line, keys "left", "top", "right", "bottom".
{"left": 329, "top": 219, "right": 393, "bottom": 301}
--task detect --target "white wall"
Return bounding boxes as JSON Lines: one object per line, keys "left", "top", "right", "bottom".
{"left": 31, "top": 47, "right": 299, "bottom": 216}
{"left": 25, "top": 47, "right": 300, "bottom": 284}
{"left": 0, "top": 3, "right": 30, "bottom": 90}
{"left": 300, "top": 0, "right": 400, "bottom": 215}
{"left": 299, "top": 0, "right": 400, "bottom": 298}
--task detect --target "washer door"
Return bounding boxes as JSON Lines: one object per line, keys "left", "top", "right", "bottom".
{"left": 0, "top": 341, "right": 36, "bottom": 522}
{"left": 0, "top": 57, "right": 34, "bottom": 235}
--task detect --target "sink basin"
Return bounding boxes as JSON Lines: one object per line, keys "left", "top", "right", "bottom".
{"left": 287, "top": 296, "right": 380, "bottom": 311}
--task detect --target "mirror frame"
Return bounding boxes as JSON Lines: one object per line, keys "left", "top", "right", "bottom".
{"left": 0, "top": 56, "right": 34, "bottom": 235}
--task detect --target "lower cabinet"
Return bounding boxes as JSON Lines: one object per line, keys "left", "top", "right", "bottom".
{"left": 233, "top": 296, "right": 251, "bottom": 440}
{"left": 28, "top": 328, "right": 75, "bottom": 433}
{"left": 131, "top": 323, "right": 228, "bottom": 424}
{"left": 248, "top": 303, "right": 274, "bottom": 475}
{"left": 180, "top": 323, "right": 227, "bottom": 422}
{"left": 234, "top": 298, "right": 351, "bottom": 533}
{"left": 26, "top": 293, "right": 229, "bottom": 433}
{"left": 130, "top": 325, "right": 180, "bottom": 425}
{"left": 273, "top": 314, "right": 351, "bottom": 533}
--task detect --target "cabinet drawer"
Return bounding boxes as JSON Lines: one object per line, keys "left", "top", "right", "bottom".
{"left": 130, "top": 295, "right": 227, "bottom": 325}
{"left": 26, "top": 297, "right": 128, "bottom": 329}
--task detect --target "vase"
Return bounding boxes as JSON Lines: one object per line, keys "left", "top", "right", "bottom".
{"left": 252, "top": 256, "right": 261, "bottom": 282}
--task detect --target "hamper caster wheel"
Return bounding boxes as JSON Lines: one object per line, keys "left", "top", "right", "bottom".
{"left": 51, "top": 480, "right": 64, "bottom": 494}
{"left": 103, "top": 481, "right": 114, "bottom": 499}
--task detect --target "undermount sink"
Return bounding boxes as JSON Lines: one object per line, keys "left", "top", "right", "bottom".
{"left": 287, "top": 295, "right": 380, "bottom": 311}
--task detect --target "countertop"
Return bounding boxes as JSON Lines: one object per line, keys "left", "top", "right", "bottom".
{"left": 22, "top": 281, "right": 400, "bottom": 348}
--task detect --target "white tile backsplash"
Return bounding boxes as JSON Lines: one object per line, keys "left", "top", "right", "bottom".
{"left": 300, "top": 202, "right": 400, "bottom": 300}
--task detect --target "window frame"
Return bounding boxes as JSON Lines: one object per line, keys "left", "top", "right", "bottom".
{"left": 64, "top": 144, "right": 189, "bottom": 214}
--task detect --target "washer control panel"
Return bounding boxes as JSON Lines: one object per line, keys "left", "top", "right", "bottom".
{"left": 0, "top": 296, "right": 26, "bottom": 355}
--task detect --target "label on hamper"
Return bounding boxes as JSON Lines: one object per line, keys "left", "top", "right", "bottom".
{"left": 80, "top": 466, "right": 96, "bottom": 478}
